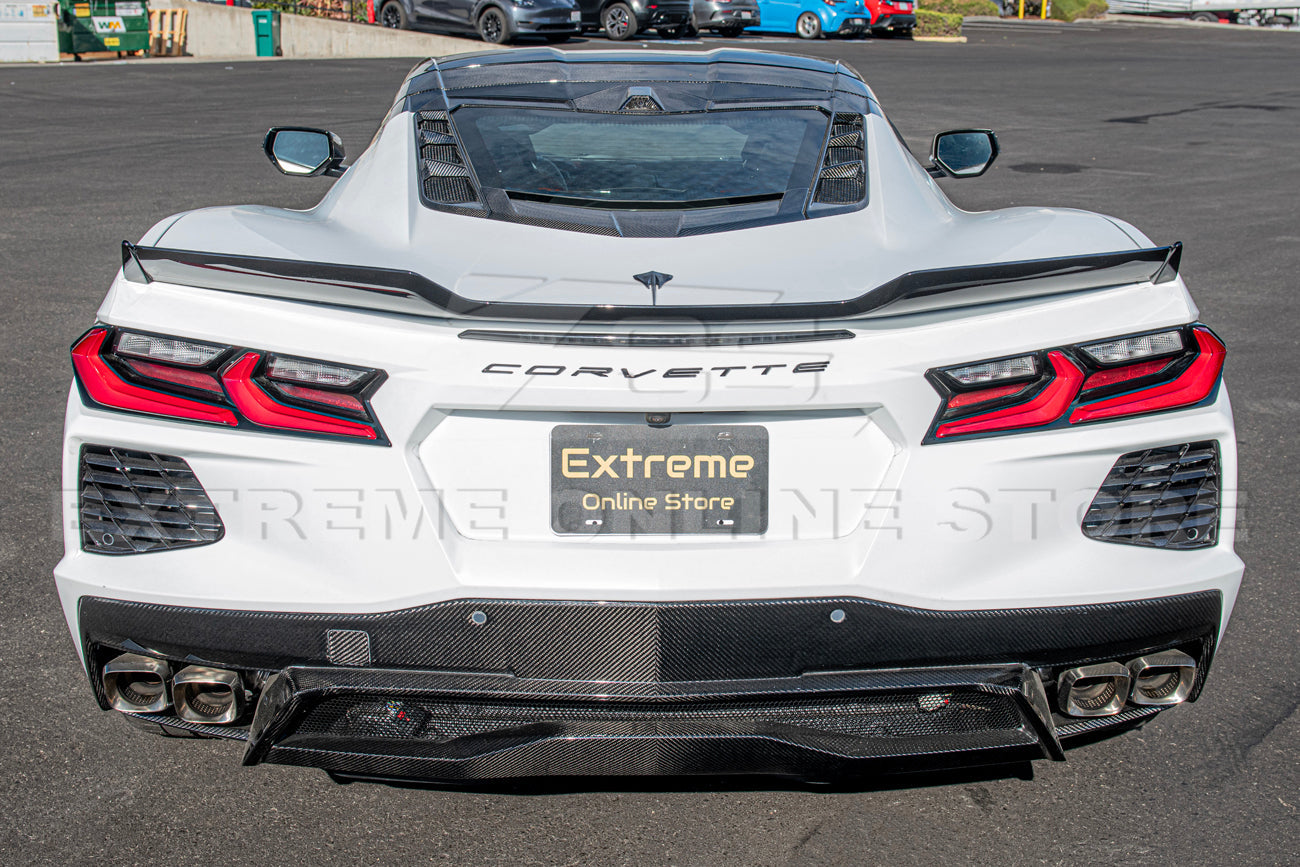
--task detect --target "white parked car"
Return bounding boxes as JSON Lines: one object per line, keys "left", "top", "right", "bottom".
{"left": 59, "top": 48, "right": 1242, "bottom": 783}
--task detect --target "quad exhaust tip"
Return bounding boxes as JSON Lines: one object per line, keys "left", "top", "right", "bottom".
{"left": 1127, "top": 649, "right": 1197, "bottom": 706}
{"left": 102, "top": 653, "right": 172, "bottom": 714}
{"left": 1057, "top": 662, "right": 1131, "bottom": 718}
{"left": 172, "top": 665, "right": 245, "bottom": 724}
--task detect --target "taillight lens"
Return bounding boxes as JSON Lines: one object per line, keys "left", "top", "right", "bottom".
{"left": 70, "top": 327, "right": 387, "bottom": 444}
{"left": 925, "top": 324, "right": 1224, "bottom": 442}
{"left": 222, "top": 352, "right": 379, "bottom": 440}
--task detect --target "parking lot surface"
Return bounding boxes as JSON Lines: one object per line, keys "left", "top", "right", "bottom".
{"left": 1, "top": 20, "right": 1298, "bottom": 866}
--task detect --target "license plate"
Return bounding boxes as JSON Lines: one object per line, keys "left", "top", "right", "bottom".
{"left": 740, "top": 10, "right": 752, "bottom": 17}
{"left": 552, "top": 424, "right": 768, "bottom": 535}
{"left": 848, "top": 17, "right": 866, "bottom": 25}
{"left": 570, "top": 10, "right": 581, "bottom": 20}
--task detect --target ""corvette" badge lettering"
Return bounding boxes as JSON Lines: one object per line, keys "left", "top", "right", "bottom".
{"left": 483, "top": 361, "right": 829, "bottom": 377}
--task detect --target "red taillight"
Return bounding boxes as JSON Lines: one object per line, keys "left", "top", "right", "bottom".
{"left": 71, "top": 329, "right": 238, "bottom": 426}
{"left": 222, "top": 353, "right": 378, "bottom": 440}
{"left": 945, "top": 382, "right": 1028, "bottom": 410}
{"left": 122, "top": 358, "right": 225, "bottom": 394}
{"left": 1080, "top": 358, "right": 1170, "bottom": 391}
{"left": 925, "top": 324, "right": 1225, "bottom": 442}
{"left": 71, "top": 327, "right": 386, "bottom": 443}
{"left": 936, "top": 352, "right": 1083, "bottom": 438}
{"left": 1070, "top": 328, "right": 1225, "bottom": 424}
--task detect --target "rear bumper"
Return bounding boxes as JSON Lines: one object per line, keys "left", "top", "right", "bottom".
{"left": 872, "top": 13, "right": 916, "bottom": 29}
{"left": 643, "top": 9, "right": 691, "bottom": 27}
{"left": 699, "top": 9, "right": 760, "bottom": 28}
{"left": 80, "top": 590, "right": 1220, "bottom": 780}
{"left": 830, "top": 15, "right": 870, "bottom": 33}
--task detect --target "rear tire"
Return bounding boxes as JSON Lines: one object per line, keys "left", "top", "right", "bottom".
{"left": 1190, "top": 11, "right": 1218, "bottom": 22}
{"left": 379, "top": 0, "right": 407, "bottom": 29}
{"left": 796, "top": 11, "right": 822, "bottom": 38}
{"left": 478, "top": 6, "right": 514, "bottom": 43}
{"left": 602, "top": 2, "right": 637, "bottom": 40}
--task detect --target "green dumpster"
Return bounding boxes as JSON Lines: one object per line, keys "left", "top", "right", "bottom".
{"left": 252, "top": 9, "right": 282, "bottom": 58}
{"left": 58, "top": 0, "right": 150, "bottom": 58}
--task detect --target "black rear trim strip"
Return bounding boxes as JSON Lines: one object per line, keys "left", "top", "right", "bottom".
{"left": 127, "top": 242, "right": 1181, "bottom": 324}
{"left": 457, "top": 329, "right": 855, "bottom": 347}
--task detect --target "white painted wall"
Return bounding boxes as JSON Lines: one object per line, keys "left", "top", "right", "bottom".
{"left": 161, "top": 0, "right": 481, "bottom": 58}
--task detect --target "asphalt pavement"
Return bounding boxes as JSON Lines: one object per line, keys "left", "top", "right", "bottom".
{"left": 1, "top": 19, "right": 1298, "bottom": 867}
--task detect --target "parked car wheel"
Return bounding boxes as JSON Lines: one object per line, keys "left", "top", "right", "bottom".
{"left": 1191, "top": 11, "right": 1219, "bottom": 22}
{"left": 603, "top": 2, "right": 637, "bottom": 40}
{"left": 717, "top": 24, "right": 744, "bottom": 37}
{"left": 796, "top": 11, "right": 822, "bottom": 38}
{"left": 478, "top": 6, "right": 514, "bottom": 43}
{"left": 379, "top": 0, "right": 407, "bottom": 29}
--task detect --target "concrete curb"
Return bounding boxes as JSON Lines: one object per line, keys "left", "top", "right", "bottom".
{"left": 911, "top": 35, "right": 968, "bottom": 42}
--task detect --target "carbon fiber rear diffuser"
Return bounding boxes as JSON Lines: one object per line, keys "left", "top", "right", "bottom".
{"left": 240, "top": 665, "right": 1065, "bottom": 781}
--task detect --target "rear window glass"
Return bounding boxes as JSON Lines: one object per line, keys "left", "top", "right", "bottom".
{"left": 453, "top": 107, "right": 829, "bottom": 209}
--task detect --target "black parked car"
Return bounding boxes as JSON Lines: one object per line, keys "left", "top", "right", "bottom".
{"left": 378, "top": 0, "right": 583, "bottom": 44}
{"left": 576, "top": 0, "right": 692, "bottom": 40}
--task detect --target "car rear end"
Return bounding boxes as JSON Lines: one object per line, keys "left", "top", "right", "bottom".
{"left": 693, "top": 0, "right": 761, "bottom": 31}
{"left": 824, "top": 0, "right": 871, "bottom": 35}
{"left": 58, "top": 51, "right": 1242, "bottom": 782}
{"left": 870, "top": 0, "right": 915, "bottom": 33}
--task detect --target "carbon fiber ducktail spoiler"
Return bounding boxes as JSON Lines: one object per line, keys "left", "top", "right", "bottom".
{"left": 122, "top": 241, "right": 1182, "bottom": 324}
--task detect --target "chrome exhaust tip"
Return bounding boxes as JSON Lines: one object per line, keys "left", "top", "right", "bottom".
{"left": 1057, "top": 662, "right": 1131, "bottom": 717}
{"left": 1127, "top": 650, "right": 1197, "bottom": 706}
{"left": 103, "top": 653, "right": 172, "bottom": 714}
{"left": 172, "top": 665, "right": 245, "bottom": 724}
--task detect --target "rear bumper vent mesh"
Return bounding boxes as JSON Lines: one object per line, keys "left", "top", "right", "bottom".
{"left": 1082, "top": 441, "right": 1220, "bottom": 550}
{"left": 78, "top": 445, "right": 223, "bottom": 555}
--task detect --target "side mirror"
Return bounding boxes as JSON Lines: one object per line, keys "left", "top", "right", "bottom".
{"left": 928, "top": 129, "right": 999, "bottom": 179}
{"left": 263, "top": 127, "right": 346, "bottom": 177}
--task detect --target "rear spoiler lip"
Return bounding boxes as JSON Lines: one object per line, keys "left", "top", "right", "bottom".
{"left": 122, "top": 241, "right": 1182, "bottom": 324}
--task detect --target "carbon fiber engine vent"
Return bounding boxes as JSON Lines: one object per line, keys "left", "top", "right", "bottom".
{"left": 79, "top": 445, "right": 223, "bottom": 555}
{"left": 814, "top": 113, "right": 866, "bottom": 204}
{"left": 1081, "top": 441, "right": 1220, "bottom": 550}
{"left": 416, "top": 110, "right": 478, "bottom": 206}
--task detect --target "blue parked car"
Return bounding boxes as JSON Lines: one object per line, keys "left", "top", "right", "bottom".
{"left": 749, "top": 0, "right": 870, "bottom": 38}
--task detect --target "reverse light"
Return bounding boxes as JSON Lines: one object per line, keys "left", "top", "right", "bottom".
{"left": 71, "top": 327, "right": 387, "bottom": 443}
{"left": 266, "top": 355, "right": 370, "bottom": 388}
{"left": 1080, "top": 330, "right": 1183, "bottom": 365}
{"left": 115, "top": 331, "right": 226, "bottom": 366}
{"left": 945, "top": 354, "right": 1037, "bottom": 385}
{"left": 925, "top": 324, "right": 1225, "bottom": 442}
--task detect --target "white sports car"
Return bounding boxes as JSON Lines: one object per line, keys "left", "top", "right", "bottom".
{"left": 58, "top": 48, "right": 1242, "bottom": 783}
